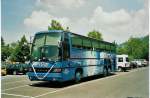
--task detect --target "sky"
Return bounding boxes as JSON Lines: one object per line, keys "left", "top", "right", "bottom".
{"left": 2, "top": 0, "right": 149, "bottom": 44}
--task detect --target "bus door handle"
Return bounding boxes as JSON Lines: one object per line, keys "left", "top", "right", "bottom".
{"left": 68, "top": 63, "right": 70, "bottom": 67}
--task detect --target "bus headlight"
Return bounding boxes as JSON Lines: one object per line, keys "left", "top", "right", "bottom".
{"left": 52, "top": 68, "right": 62, "bottom": 73}
{"left": 63, "top": 69, "right": 69, "bottom": 74}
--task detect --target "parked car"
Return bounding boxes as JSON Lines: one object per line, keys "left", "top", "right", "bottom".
{"left": 116, "top": 54, "right": 130, "bottom": 72}
{"left": 1, "top": 65, "right": 7, "bottom": 76}
{"left": 6, "top": 63, "right": 30, "bottom": 75}
{"left": 1, "top": 69, "right": 7, "bottom": 76}
{"left": 130, "top": 61, "right": 138, "bottom": 69}
{"left": 132, "top": 59, "right": 148, "bottom": 67}
{"left": 141, "top": 59, "right": 148, "bottom": 67}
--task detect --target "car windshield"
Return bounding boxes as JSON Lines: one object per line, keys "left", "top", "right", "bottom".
{"left": 31, "top": 32, "right": 61, "bottom": 61}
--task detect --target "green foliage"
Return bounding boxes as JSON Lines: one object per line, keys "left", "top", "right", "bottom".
{"left": 117, "top": 35, "right": 149, "bottom": 60}
{"left": 1, "top": 45, "right": 11, "bottom": 61}
{"left": 141, "top": 36, "right": 149, "bottom": 60}
{"left": 9, "top": 35, "right": 30, "bottom": 63}
{"left": 117, "top": 45, "right": 127, "bottom": 55}
{"left": 1, "top": 37, "right": 11, "bottom": 61}
{"left": 48, "top": 20, "right": 64, "bottom": 30}
{"left": 10, "top": 42, "right": 17, "bottom": 49}
{"left": 87, "top": 30, "right": 103, "bottom": 40}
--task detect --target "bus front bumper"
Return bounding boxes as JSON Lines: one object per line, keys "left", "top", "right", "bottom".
{"left": 27, "top": 72, "right": 63, "bottom": 82}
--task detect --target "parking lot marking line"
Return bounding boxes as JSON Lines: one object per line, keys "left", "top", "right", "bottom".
{"left": 33, "top": 74, "right": 121, "bottom": 98}
{"left": 2, "top": 85, "right": 28, "bottom": 91}
{"left": 2, "top": 82, "right": 45, "bottom": 92}
{"left": 33, "top": 89, "right": 62, "bottom": 98}
{"left": 2, "top": 93, "right": 33, "bottom": 98}
{"left": 33, "top": 68, "right": 147, "bottom": 98}
{"left": 3, "top": 80, "right": 28, "bottom": 85}
{"left": 2, "top": 75, "right": 27, "bottom": 80}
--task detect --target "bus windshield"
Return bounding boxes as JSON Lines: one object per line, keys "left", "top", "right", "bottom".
{"left": 31, "top": 32, "right": 61, "bottom": 61}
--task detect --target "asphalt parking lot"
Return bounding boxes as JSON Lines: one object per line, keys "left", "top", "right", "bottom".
{"left": 1, "top": 67, "right": 149, "bottom": 98}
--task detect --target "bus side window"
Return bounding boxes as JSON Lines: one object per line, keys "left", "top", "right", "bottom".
{"left": 82, "top": 38, "right": 91, "bottom": 50}
{"left": 71, "top": 34, "right": 82, "bottom": 48}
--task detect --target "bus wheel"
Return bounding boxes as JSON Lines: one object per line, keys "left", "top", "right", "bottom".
{"left": 107, "top": 68, "right": 111, "bottom": 75}
{"left": 103, "top": 67, "right": 108, "bottom": 77}
{"left": 13, "top": 71, "right": 17, "bottom": 75}
{"left": 75, "top": 71, "right": 82, "bottom": 83}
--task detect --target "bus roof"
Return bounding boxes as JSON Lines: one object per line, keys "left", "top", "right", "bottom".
{"left": 36, "top": 30, "right": 63, "bottom": 35}
{"left": 35, "top": 30, "right": 115, "bottom": 46}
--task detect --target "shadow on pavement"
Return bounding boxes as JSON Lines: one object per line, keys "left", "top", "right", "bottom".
{"left": 29, "top": 73, "right": 116, "bottom": 88}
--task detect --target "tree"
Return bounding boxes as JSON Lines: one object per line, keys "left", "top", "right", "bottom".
{"left": 48, "top": 20, "right": 64, "bottom": 30}
{"left": 87, "top": 30, "right": 103, "bottom": 40}
{"left": 117, "top": 35, "right": 149, "bottom": 60}
{"left": 1, "top": 37, "right": 11, "bottom": 61}
{"left": 10, "top": 42, "right": 17, "bottom": 49}
{"left": 140, "top": 35, "right": 149, "bottom": 60}
{"left": 117, "top": 45, "right": 127, "bottom": 55}
{"left": 1, "top": 45, "right": 11, "bottom": 61}
{"left": 10, "top": 35, "right": 30, "bottom": 63}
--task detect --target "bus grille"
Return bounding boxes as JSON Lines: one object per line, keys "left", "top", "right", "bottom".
{"left": 29, "top": 68, "right": 62, "bottom": 73}
{"left": 29, "top": 68, "right": 51, "bottom": 73}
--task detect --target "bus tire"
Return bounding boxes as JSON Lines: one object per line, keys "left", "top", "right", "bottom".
{"left": 103, "top": 67, "right": 108, "bottom": 77}
{"left": 13, "top": 70, "right": 17, "bottom": 75}
{"left": 75, "top": 70, "right": 82, "bottom": 83}
{"left": 107, "top": 67, "right": 111, "bottom": 75}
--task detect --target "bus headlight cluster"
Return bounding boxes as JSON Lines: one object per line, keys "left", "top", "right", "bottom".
{"left": 28, "top": 67, "right": 62, "bottom": 73}
{"left": 52, "top": 68, "right": 62, "bottom": 73}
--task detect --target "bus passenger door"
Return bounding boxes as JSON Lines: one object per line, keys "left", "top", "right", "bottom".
{"left": 63, "top": 32, "right": 70, "bottom": 60}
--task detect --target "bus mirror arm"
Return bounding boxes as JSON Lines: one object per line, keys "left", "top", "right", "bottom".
{"left": 27, "top": 42, "right": 31, "bottom": 45}
{"left": 27, "top": 42, "right": 34, "bottom": 46}
{"left": 58, "top": 41, "right": 63, "bottom": 47}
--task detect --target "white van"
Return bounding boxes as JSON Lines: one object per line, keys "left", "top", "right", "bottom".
{"left": 116, "top": 54, "right": 130, "bottom": 71}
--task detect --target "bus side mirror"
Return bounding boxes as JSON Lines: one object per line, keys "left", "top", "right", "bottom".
{"left": 58, "top": 41, "right": 63, "bottom": 47}
{"left": 28, "top": 42, "right": 36, "bottom": 47}
{"left": 27, "top": 42, "right": 31, "bottom": 45}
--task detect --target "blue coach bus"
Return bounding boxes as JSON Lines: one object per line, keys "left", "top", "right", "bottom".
{"left": 28, "top": 30, "right": 116, "bottom": 82}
